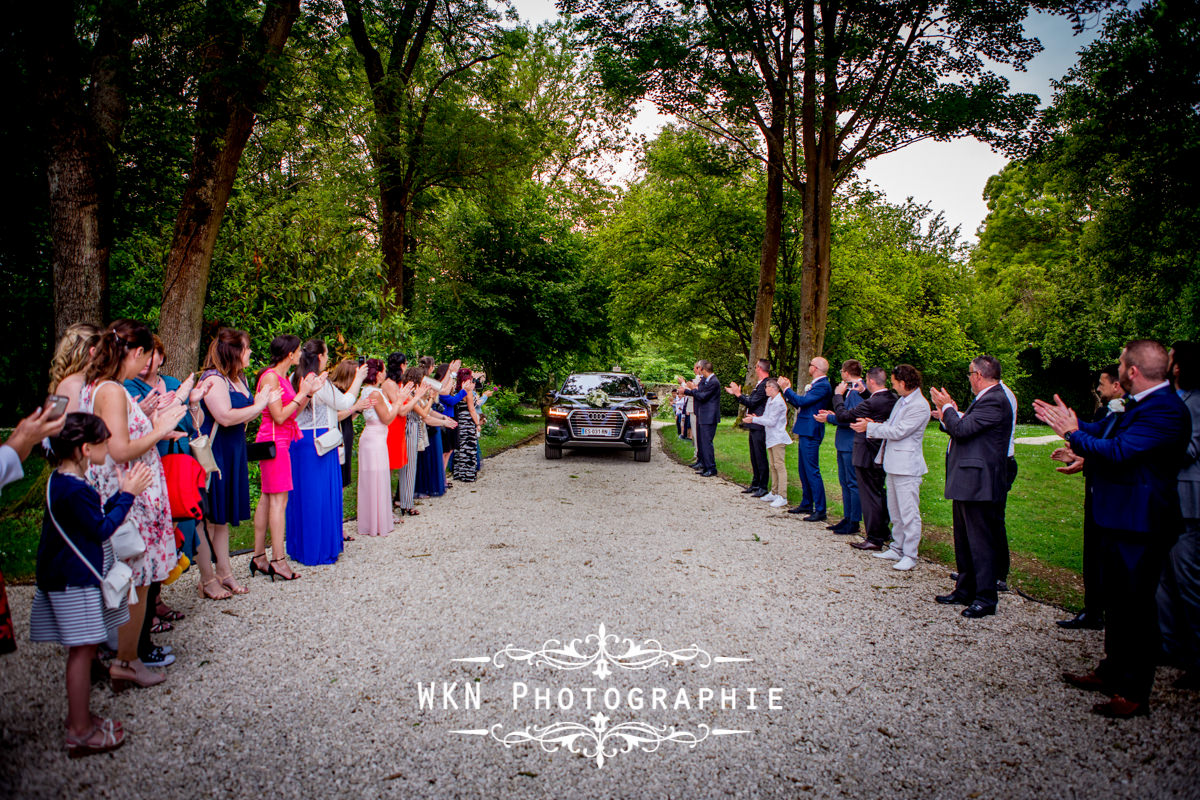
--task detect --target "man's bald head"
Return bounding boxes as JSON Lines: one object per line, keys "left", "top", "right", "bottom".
{"left": 810, "top": 357, "right": 829, "bottom": 376}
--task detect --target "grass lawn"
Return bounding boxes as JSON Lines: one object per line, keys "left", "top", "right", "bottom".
{"left": 0, "top": 409, "right": 546, "bottom": 580}
{"left": 663, "top": 420, "right": 1087, "bottom": 609}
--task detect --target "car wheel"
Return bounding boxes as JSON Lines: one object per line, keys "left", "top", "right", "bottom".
{"left": 545, "top": 443, "right": 562, "bottom": 460}
{"left": 634, "top": 446, "right": 651, "bottom": 462}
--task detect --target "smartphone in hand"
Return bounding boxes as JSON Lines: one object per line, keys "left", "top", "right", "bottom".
{"left": 43, "top": 395, "right": 69, "bottom": 421}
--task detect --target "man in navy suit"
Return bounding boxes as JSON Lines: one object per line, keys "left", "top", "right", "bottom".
{"left": 683, "top": 360, "right": 720, "bottom": 477}
{"left": 779, "top": 357, "right": 833, "bottom": 521}
{"left": 931, "top": 355, "right": 1014, "bottom": 618}
{"left": 1036, "top": 339, "right": 1191, "bottom": 718}
{"left": 814, "top": 359, "right": 864, "bottom": 534}
{"left": 727, "top": 359, "right": 772, "bottom": 496}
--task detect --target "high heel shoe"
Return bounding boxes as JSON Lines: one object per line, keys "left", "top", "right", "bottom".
{"left": 248, "top": 553, "right": 269, "bottom": 578}
{"left": 268, "top": 558, "right": 301, "bottom": 582}
{"left": 109, "top": 659, "right": 166, "bottom": 692}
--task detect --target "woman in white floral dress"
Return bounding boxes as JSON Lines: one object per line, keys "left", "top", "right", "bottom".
{"left": 80, "top": 320, "right": 190, "bottom": 689}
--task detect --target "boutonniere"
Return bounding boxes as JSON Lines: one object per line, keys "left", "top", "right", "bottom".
{"left": 1108, "top": 398, "right": 1126, "bottom": 413}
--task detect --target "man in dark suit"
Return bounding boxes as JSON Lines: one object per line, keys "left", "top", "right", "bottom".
{"left": 727, "top": 359, "right": 771, "bottom": 497}
{"left": 822, "top": 367, "right": 897, "bottom": 551}
{"left": 1051, "top": 364, "right": 1124, "bottom": 629}
{"left": 1036, "top": 339, "right": 1191, "bottom": 718}
{"left": 930, "top": 355, "right": 1014, "bottom": 619}
{"left": 779, "top": 357, "right": 833, "bottom": 521}
{"left": 684, "top": 360, "right": 720, "bottom": 477}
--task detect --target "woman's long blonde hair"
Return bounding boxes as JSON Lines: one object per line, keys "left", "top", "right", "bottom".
{"left": 48, "top": 323, "right": 100, "bottom": 392}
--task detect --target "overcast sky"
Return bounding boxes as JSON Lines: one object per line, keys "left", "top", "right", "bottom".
{"left": 508, "top": 1, "right": 1111, "bottom": 241}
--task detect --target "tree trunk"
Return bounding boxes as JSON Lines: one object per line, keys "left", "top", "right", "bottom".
{"left": 379, "top": 179, "right": 409, "bottom": 311}
{"left": 159, "top": 0, "right": 300, "bottom": 376}
{"left": 745, "top": 121, "right": 784, "bottom": 386}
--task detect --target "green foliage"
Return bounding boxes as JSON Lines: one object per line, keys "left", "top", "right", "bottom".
{"left": 481, "top": 388, "right": 523, "bottom": 423}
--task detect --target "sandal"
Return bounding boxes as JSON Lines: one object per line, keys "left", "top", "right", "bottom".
{"left": 268, "top": 558, "right": 300, "bottom": 582}
{"left": 197, "top": 578, "right": 233, "bottom": 601}
{"left": 404, "top": 507, "right": 419, "bottom": 516}
{"left": 109, "top": 658, "right": 166, "bottom": 692}
{"left": 66, "top": 720, "right": 126, "bottom": 758}
{"left": 343, "top": 534, "right": 356, "bottom": 542}
{"left": 216, "top": 571, "right": 249, "bottom": 595}
{"left": 155, "top": 603, "right": 184, "bottom": 622}
{"left": 150, "top": 617, "right": 174, "bottom": 634}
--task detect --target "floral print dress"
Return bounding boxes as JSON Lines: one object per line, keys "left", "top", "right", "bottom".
{"left": 80, "top": 380, "right": 177, "bottom": 586}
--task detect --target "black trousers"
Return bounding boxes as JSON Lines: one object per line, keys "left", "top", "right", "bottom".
{"left": 857, "top": 464, "right": 890, "bottom": 544}
{"left": 697, "top": 422, "right": 717, "bottom": 471}
{"left": 952, "top": 500, "right": 1001, "bottom": 608}
{"left": 747, "top": 427, "right": 768, "bottom": 490}
{"left": 1082, "top": 481, "right": 1105, "bottom": 614}
{"left": 992, "top": 456, "right": 1018, "bottom": 582}
{"left": 1097, "top": 526, "right": 1172, "bottom": 703}
{"left": 138, "top": 581, "right": 161, "bottom": 658}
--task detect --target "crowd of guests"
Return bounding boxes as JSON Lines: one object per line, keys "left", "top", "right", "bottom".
{"left": 0, "top": 320, "right": 496, "bottom": 756}
{"left": 677, "top": 339, "right": 1200, "bottom": 719}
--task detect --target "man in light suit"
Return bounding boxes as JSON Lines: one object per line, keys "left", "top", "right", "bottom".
{"left": 779, "top": 357, "right": 833, "bottom": 521}
{"left": 1037, "top": 339, "right": 1190, "bottom": 718}
{"left": 851, "top": 364, "right": 929, "bottom": 572}
{"left": 683, "top": 360, "right": 720, "bottom": 477}
{"left": 930, "top": 355, "right": 1015, "bottom": 619}
{"left": 727, "top": 359, "right": 771, "bottom": 497}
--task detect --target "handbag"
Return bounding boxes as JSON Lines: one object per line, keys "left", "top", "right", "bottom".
{"left": 188, "top": 434, "right": 221, "bottom": 477}
{"left": 246, "top": 441, "right": 277, "bottom": 462}
{"left": 416, "top": 419, "right": 429, "bottom": 452}
{"left": 314, "top": 427, "right": 343, "bottom": 457}
{"left": 45, "top": 478, "right": 136, "bottom": 610}
{"left": 110, "top": 519, "right": 146, "bottom": 561}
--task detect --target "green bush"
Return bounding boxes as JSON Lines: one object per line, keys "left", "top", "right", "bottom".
{"left": 482, "top": 388, "right": 523, "bottom": 423}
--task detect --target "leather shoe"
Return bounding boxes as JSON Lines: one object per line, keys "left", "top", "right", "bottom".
{"left": 1091, "top": 695, "right": 1149, "bottom": 718}
{"left": 741, "top": 487, "right": 757, "bottom": 494}
{"left": 997, "top": 580, "right": 1009, "bottom": 592}
{"left": 787, "top": 506, "right": 813, "bottom": 515}
{"left": 934, "top": 593, "right": 970, "bottom": 606}
{"left": 850, "top": 540, "right": 883, "bottom": 551}
{"left": 1062, "top": 671, "right": 1111, "bottom": 694}
{"left": 1056, "top": 611, "right": 1104, "bottom": 630}
{"left": 826, "top": 519, "right": 849, "bottom": 531}
{"left": 802, "top": 511, "right": 827, "bottom": 522}
{"left": 961, "top": 603, "right": 995, "bottom": 619}
{"left": 749, "top": 489, "right": 767, "bottom": 498}
{"left": 700, "top": 470, "right": 717, "bottom": 477}
{"left": 833, "top": 523, "right": 860, "bottom": 535}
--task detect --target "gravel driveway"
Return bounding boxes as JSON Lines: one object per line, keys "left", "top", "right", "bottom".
{"left": 2, "top": 425, "right": 1197, "bottom": 799}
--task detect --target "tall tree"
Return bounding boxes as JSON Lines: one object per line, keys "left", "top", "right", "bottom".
{"left": 158, "top": 0, "right": 301, "bottom": 375}
{"left": 24, "top": 0, "right": 138, "bottom": 339}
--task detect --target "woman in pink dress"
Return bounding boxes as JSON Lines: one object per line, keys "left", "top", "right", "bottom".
{"left": 250, "top": 335, "right": 322, "bottom": 581}
{"left": 80, "top": 320, "right": 188, "bottom": 689}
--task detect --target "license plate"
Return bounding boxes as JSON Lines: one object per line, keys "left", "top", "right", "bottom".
{"left": 580, "top": 427, "right": 616, "bottom": 437}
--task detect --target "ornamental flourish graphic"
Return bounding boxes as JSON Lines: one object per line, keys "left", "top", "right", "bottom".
{"left": 443, "top": 624, "right": 766, "bottom": 768}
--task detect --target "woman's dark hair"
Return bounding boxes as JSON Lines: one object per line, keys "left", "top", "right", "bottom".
{"left": 330, "top": 359, "right": 358, "bottom": 393}
{"left": 891, "top": 363, "right": 922, "bottom": 390}
{"left": 402, "top": 365, "right": 425, "bottom": 385}
{"left": 386, "top": 352, "right": 407, "bottom": 383}
{"left": 456, "top": 368, "right": 473, "bottom": 387}
{"left": 203, "top": 328, "right": 250, "bottom": 383}
{"left": 85, "top": 319, "right": 155, "bottom": 384}
{"left": 46, "top": 412, "right": 111, "bottom": 466}
{"left": 268, "top": 334, "right": 302, "bottom": 366}
{"left": 433, "top": 362, "right": 450, "bottom": 382}
{"left": 293, "top": 339, "right": 327, "bottom": 392}
{"left": 364, "top": 358, "right": 386, "bottom": 385}
{"left": 1171, "top": 341, "right": 1199, "bottom": 391}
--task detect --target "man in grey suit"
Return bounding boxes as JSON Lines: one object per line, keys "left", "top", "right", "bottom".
{"left": 850, "top": 364, "right": 929, "bottom": 572}
{"left": 930, "top": 355, "right": 1015, "bottom": 618}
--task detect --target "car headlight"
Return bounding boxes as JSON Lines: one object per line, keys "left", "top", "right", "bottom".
{"left": 625, "top": 409, "right": 648, "bottom": 421}
{"left": 548, "top": 407, "right": 569, "bottom": 419}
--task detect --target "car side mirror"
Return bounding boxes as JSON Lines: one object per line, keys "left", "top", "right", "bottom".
{"left": 645, "top": 391, "right": 658, "bottom": 400}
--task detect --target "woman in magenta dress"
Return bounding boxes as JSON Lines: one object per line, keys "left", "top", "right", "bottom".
{"left": 251, "top": 335, "right": 322, "bottom": 581}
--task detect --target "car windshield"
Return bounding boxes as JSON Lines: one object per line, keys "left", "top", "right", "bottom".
{"left": 560, "top": 374, "right": 642, "bottom": 398}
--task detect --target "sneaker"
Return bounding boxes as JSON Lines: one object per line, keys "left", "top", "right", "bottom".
{"left": 770, "top": 496, "right": 788, "bottom": 508}
{"left": 760, "top": 493, "right": 778, "bottom": 502}
{"left": 872, "top": 549, "right": 902, "bottom": 561}
{"left": 140, "top": 646, "right": 175, "bottom": 668}
{"left": 893, "top": 556, "right": 916, "bottom": 571}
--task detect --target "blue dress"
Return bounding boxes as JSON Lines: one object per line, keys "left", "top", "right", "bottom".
{"left": 413, "top": 406, "right": 446, "bottom": 498}
{"left": 200, "top": 371, "right": 252, "bottom": 526}
{"left": 286, "top": 428, "right": 343, "bottom": 566}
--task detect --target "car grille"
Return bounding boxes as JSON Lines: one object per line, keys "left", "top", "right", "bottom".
{"left": 567, "top": 409, "right": 627, "bottom": 438}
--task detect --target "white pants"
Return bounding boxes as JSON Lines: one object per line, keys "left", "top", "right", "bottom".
{"left": 886, "top": 474, "right": 923, "bottom": 559}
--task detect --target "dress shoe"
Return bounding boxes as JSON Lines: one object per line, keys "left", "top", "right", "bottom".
{"left": 872, "top": 549, "right": 902, "bottom": 561}
{"left": 850, "top": 540, "right": 883, "bottom": 551}
{"left": 742, "top": 487, "right": 758, "bottom": 494}
{"left": 950, "top": 572, "right": 960, "bottom": 581}
{"left": 826, "top": 519, "right": 850, "bottom": 531}
{"left": 700, "top": 469, "right": 717, "bottom": 477}
{"left": 688, "top": 461, "right": 701, "bottom": 468}
{"left": 750, "top": 489, "right": 768, "bottom": 498}
{"left": 788, "top": 506, "right": 813, "bottom": 515}
{"left": 1092, "top": 696, "right": 1149, "bottom": 718}
{"left": 997, "top": 580, "right": 1009, "bottom": 593}
{"left": 1062, "top": 671, "right": 1111, "bottom": 694}
{"left": 961, "top": 603, "right": 996, "bottom": 619}
{"left": 1056, "top": 611, "right": 1104, "bottom": 630}
{"left": 935, "top": 593, "right": 970, "bottom": 606}
{"left": 893, "top": 556, "right": 916, "bottom": 571}
{"left": 833, "top": 523, "right": 860, "bottom": 535}
{"left": 802, "top": 511, "right": 827, "bottom": 522}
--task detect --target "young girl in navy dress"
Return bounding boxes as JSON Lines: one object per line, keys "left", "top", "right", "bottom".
{"left": 29, "top": 413, "right": 153, "bottom": 757}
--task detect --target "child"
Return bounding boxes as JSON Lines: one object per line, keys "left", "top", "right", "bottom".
{"left": 743, "top": 379, "right": 791, "bottom": 508}
{"left": 29, "top": 412, "right": 152, "bottom": 757}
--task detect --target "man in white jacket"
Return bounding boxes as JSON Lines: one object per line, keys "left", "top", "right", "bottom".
{"left": 851, "top": 364, "right": 930, "bottom": 571}
{"left": 743, "top": 379, "right": 792, "bottom": 508}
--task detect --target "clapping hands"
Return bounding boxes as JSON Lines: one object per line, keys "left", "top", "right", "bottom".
{"left": 1032, "top": 394, "right": 1080, "bottom": 438}
{"left": 849, "top": 417, "right": 871, "bottom": 433}
{"left": 1051, "top": 445, "right": 1085, "bottom": 474}
{"left": 117, "top": 462, "right": 154, "bottom": 496}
